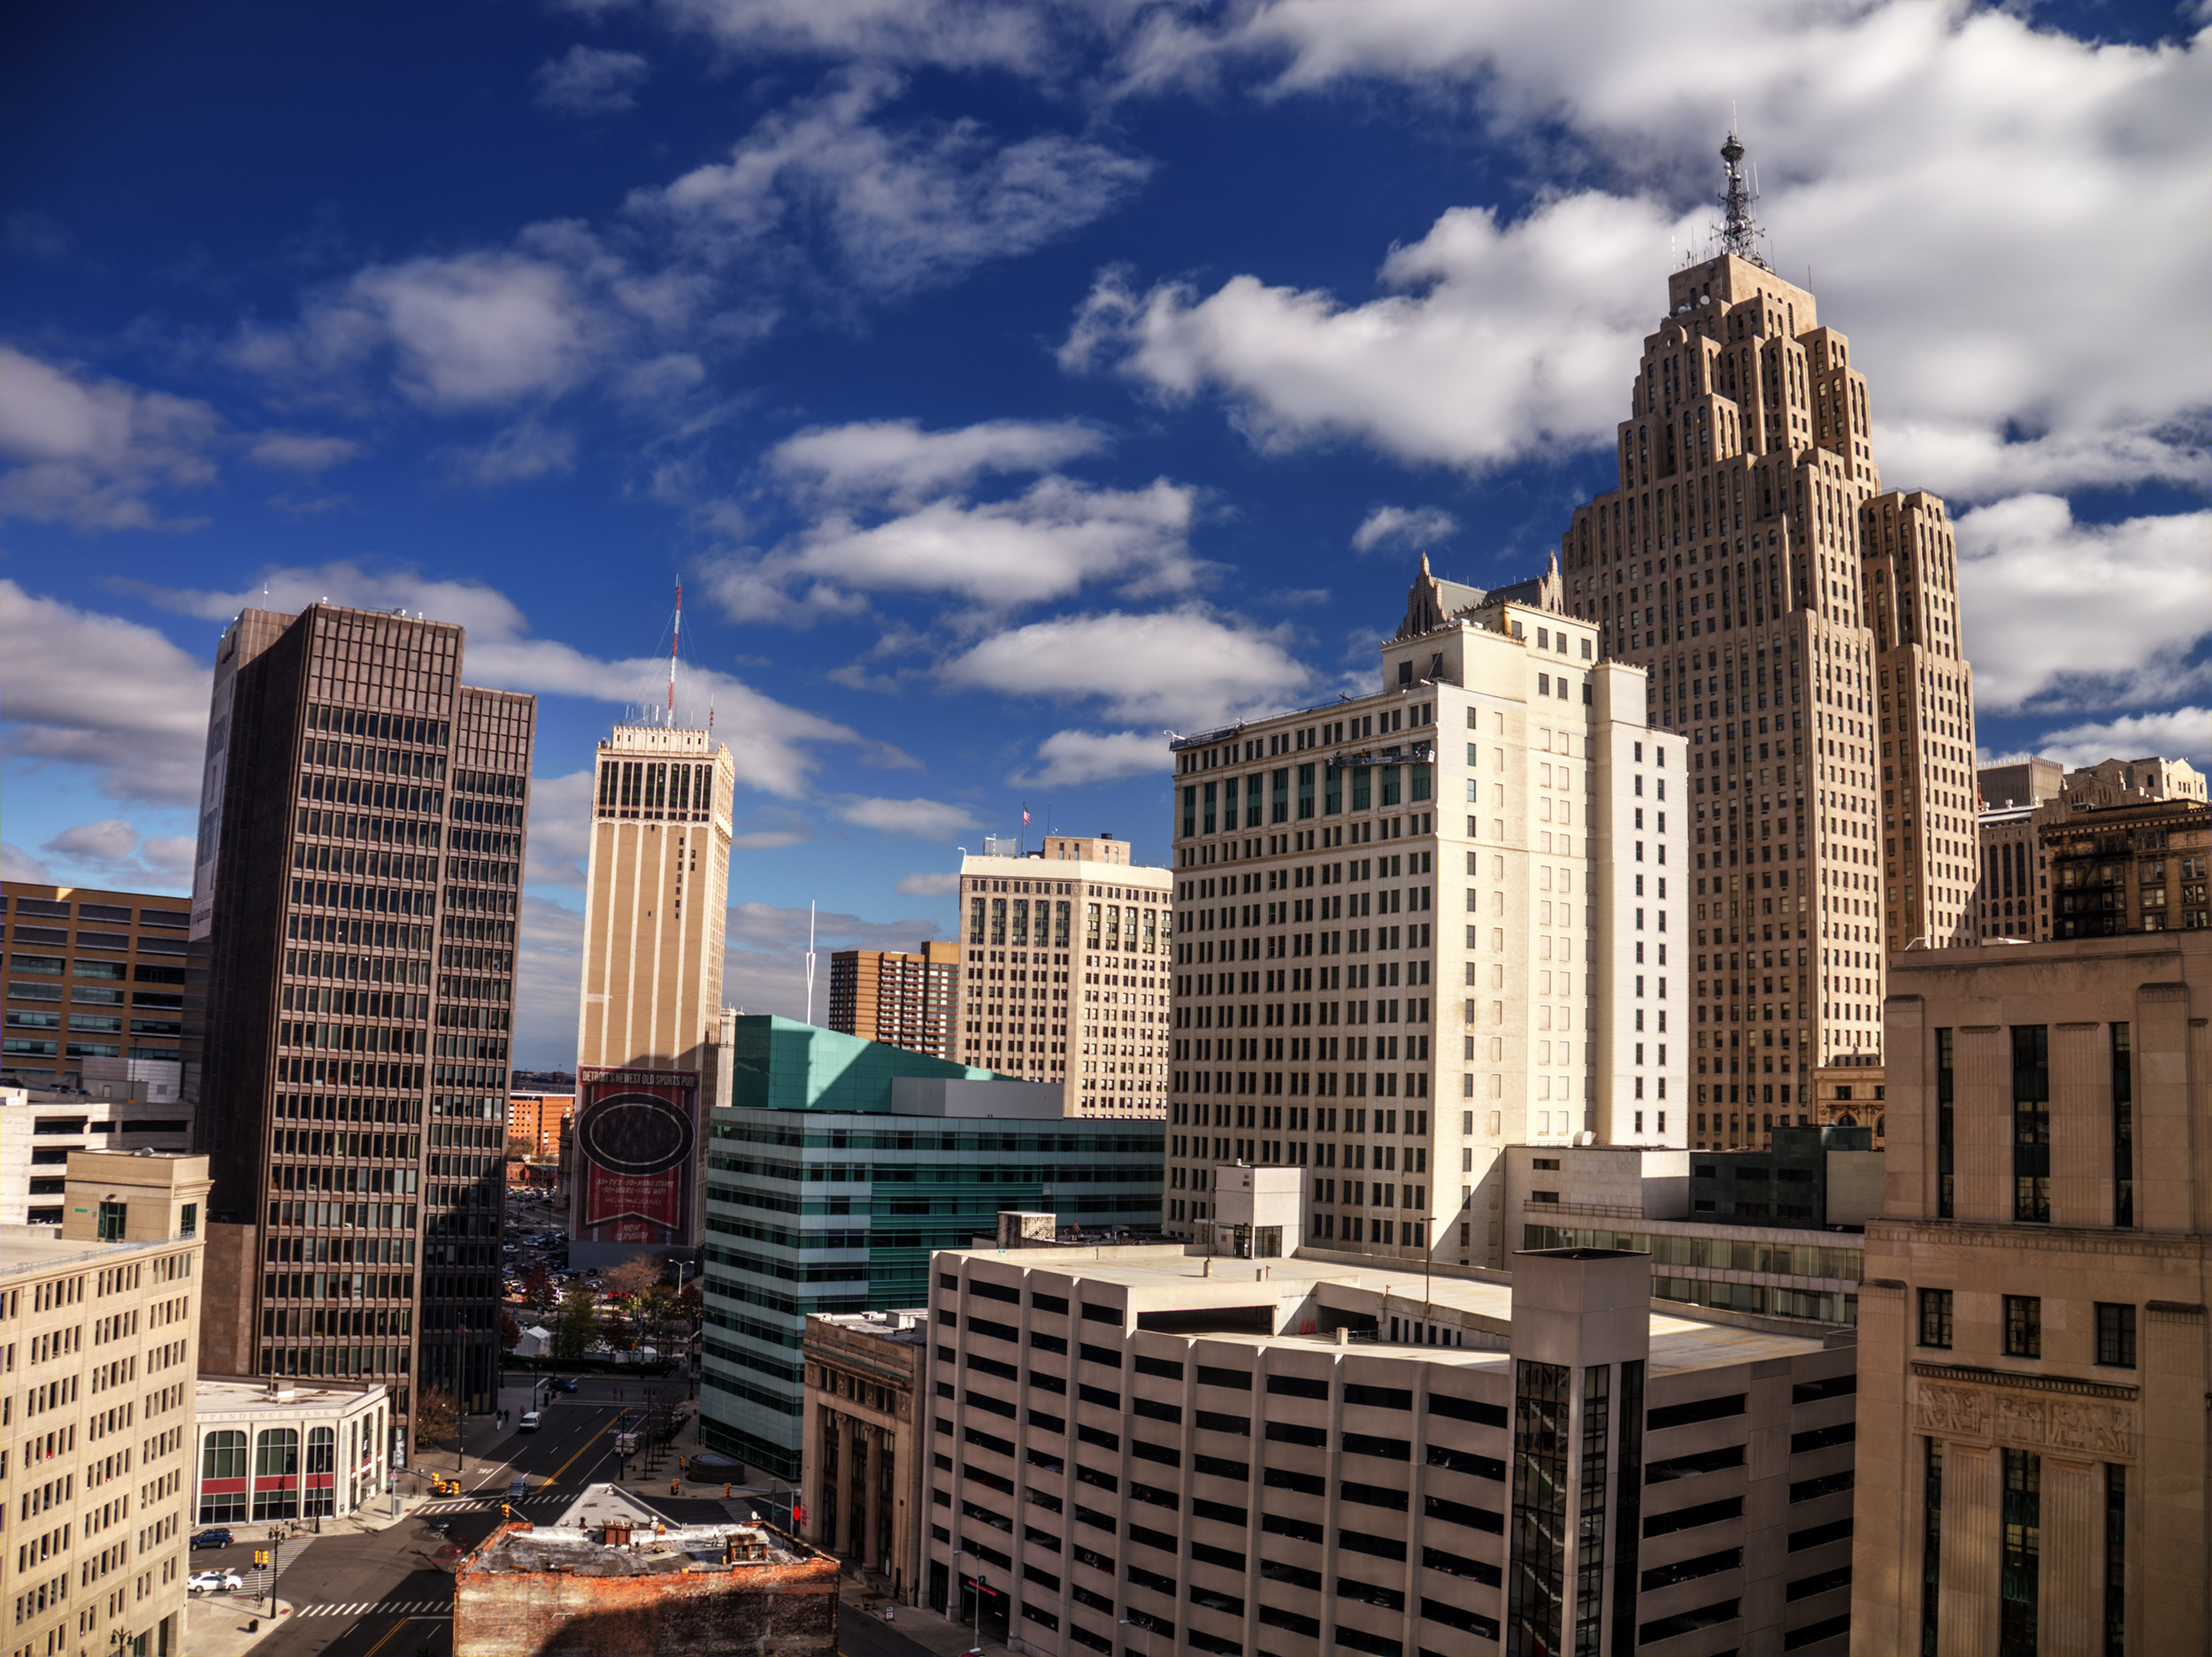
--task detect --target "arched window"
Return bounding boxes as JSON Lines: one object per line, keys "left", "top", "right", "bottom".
{"left": 253, "top": 1429, "right": 300, "bottom": 1521}
{"left": 203, "top": 1430, "right": 247, "bottom": 1481}
{"left": 198, "top": 1431, "right": 248, "bottom": 1523}
{"left": 305, "top": 1427, "right": 337, "bottom": 1515}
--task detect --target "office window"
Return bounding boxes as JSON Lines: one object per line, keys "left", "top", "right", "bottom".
{"left": 1935, "top": 1028, "right": 1955, "bottom": 1218}
{"left": 2103, "top": 1464, "right": 2126, "bottom": 1657}
{"left": 2011, "top": 1025, "right": 2049, "bottom": 1224}
{"left": 1916, "top": 1288, "right": 1953, "bottom": 1350}
{"left": 1919, "top": 1439, "right": 1942, "bottom": 1657}
{"left": 2093, "top": 1303, "right": 2136, "bottom": 1369}
{"left": 1999, "top": 1448, "right": 2040, "bottom": 1657}
{"left": 2110, "top": 1023, "right": 2133, "bottom": 1228}
{"left": 2002, "top": 1296, "right": 2041, "bottom": 1359}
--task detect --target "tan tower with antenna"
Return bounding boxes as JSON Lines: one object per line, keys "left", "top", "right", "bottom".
{"left": 568, "top": 588, "right": 738, "bottom": 1266}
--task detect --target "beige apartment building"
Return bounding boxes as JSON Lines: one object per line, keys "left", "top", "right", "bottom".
{"left": 1975, "top": 756, "right": 2209, "bottom": 944}
{"left": 1850, "top": 930, "right": 2211, "bottom": 1654}
{"left": 574, "top": 722, "right": 735, "bottom": 1078}
{"left": 569, "top": 721, "right": 735, "bottom": 1268}
{"left": 954, "top": 836, "right": 1172, "bottom": 1117}
{"left": 828, "top": 943, "right": 958, "bottom": 1060}
{"left": 0, "top": 1150, "right": 209, "bottom": 1657}
{"left": 1165, "top": 569, "right": 1681, "bottom": 1267}
{"left": 924, "top": 1233, "right": 1856, "bottom": 1657}
{"left": 1556, "top": 146, "right": 1973, "bottom": 1129}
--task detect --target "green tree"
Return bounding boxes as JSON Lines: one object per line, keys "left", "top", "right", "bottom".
{"left": 413, "top": 1385, "right": 460, "bottom": 1454}
{"left": 554, "top": 1286, "right": 598, "bottom": 1361}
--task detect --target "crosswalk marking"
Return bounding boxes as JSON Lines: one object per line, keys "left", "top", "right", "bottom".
{"left": 295, "top": 1600, "right": 451, "bottom": 1617}
{"left": 415, "top": 1492, "right": 563, "bottom": 1515}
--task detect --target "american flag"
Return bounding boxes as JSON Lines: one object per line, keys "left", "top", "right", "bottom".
{"left": 1022, "top": 803, "right": 1031, "bottom": 825}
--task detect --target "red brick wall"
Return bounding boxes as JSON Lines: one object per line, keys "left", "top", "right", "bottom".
{"left": 454, "top": 1529, "right": 840, "bottom": 1657}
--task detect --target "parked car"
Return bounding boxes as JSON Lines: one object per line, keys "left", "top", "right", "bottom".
{"left": 190, "top": 1529, "right": 233, "bottom": 1551}
{"left": 188, "top": 1569, "right": 243, "bottom": 1594}
{"left": 518, "top": 1412, "right": 541, "bottom": 1432}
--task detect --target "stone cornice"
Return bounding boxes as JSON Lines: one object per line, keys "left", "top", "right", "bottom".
{"left": 1910, "top": 1360, "right": 2137, "bottom": 1402}
{"left": 1864, "top": 1220, "right": 2210, "bottom": 1262}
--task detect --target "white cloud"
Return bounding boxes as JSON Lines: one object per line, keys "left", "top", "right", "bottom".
{"left": 534, "top": 45, "right": 651, "bottom": 115}
{"left": 603, "top": 0, "right": 1060, "bottom": 78}
{"left": 2028, "top": 709, "right": 2212, "bottom": 772}
{"left": 0, "top": 580, "right": 212, "bottom": 805}
{"left": 512, "top": 896, "right": 585, "bottom": 1070}
{"left": 1075, "top": 4, "right": 2211, "bottom": 501}
{"left": 0, "top": 843, "right": 55, "bottom": 884}
{"left": 768, "top": 417, "right": 1107, "bottom": 506}
{"left": 756, "top": 476, "right": 1200, "bottom": 611}
{"left": 1013, "top": 728, "right": 1163, "bottom": 786}
{"left": 719, "top": 898, "right": 952, "bottom": 1024}
{"left": 839, "top": 796, "right": 979, "bottom": 839}
{"left": 634, "top": 70, "right": 1150, "bottom": 296}
{"left": 1352, "top": 504, "right": 1456, "bottom": 556}
{"left": 941, "top": 608, "right": 1313, "bottom": 726}
{"left": 132, "top": 562, "right": 902, "bottom": 798}
{"left": 1062, "top": 191, "right": 1671, "bottom": 474}
{"left": 1955, "top": 495, "right": 2210, "bottom": 713}
{"left": 732, "top": 829, "right": 809, "bottom": 850}
{"left": 449, "top": 419, "right": 578, "bottom": 486}
{"left": 0, "top": 348, "right": 220, "bottom": 532}
{"left": 31, "top": 818, "right": 194, "bottom": 892}
{"left": 233, "top": 248, "right": 605, "bottom": 412}
{"left": 247, "top": 432, "right": 363, "bottom": 473}
{"left": 895, "top": 870, "right": 961, "bottom": 895}
{"left": 523, "top": 771, "right": 595, "bottom": 891}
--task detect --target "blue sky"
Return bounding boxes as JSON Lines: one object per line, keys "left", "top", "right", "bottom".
{"left": 3, "top": 0, "right": 2205, "bottom": 1068}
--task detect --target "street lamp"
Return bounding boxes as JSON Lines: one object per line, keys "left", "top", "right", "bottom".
{"left": 952, "top": 1549, "right": 985, "bottom": 1654}
{"left": 1118, "top": 1616, "right": 1152, "bottom": 1657}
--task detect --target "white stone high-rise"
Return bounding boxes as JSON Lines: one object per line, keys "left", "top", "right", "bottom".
{"left": 1556, "top": 135, "right": 1980, "bottom": 1149}
{"left": 1164, "top": 567, "right": 1682, "bottom": 1268}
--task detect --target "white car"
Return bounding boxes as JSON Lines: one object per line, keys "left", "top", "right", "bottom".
{"left": 188, "top": 1569, "right": 243, "bottom": 1594}
{"left": 518, "top": 1411, "right": 541, "bottom": 1432}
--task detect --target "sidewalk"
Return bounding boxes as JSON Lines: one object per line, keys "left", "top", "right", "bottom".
{"left": 839, "top": 1573, "right": 1018, "bottom": 1657}
{"left": 183, "top": 1593, "right": 294, "bottom": 1657}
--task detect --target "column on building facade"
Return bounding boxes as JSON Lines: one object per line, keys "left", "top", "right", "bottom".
{"left": 1952, "top": 1024, "right": 2008, "bottom": 1225}
{"left": 862, "top": 1423, "right": 885, "bottom": 1575}
{"left": 1937, "top": 1439, "right": 1997, "bottom": 1656}
{"left": 2039, "top": 1454, "right": 2098, "bottom": 1653}
{"left": 2141, "top": 1300, "right": 2208, "bottom": 1644}
{"left": 2047, "top": 1021, "right": 2109, "bottom": 1230}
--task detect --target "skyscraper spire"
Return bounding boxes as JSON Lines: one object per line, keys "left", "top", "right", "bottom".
{"left": 1717, "top": 131, "right": 1767, "bottom": 268}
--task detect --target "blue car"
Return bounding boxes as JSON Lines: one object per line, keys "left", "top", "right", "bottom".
{"left": 557, "top": 1378, "right": 580, "bottom": 1392}
{"left": 191, "top": 1530, "right": 233, "bottom": 1551}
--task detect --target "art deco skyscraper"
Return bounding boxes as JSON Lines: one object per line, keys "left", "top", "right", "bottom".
{"left": 568, "top": 721, "right": 734, "bottom": 1267}
{"left": 1556, "top": 136, "right": 1978, "bottom": 1147}
{"left": 190, "top": 602, "right": 534, "bottom": 1423}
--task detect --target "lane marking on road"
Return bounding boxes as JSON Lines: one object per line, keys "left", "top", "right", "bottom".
{"left": 537, "top": 1410, "right": 622, "bottom": 1489}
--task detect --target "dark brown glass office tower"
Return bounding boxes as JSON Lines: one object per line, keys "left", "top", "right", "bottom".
{"left": 189, "top": 603, "right": 534, "bottom": 1427}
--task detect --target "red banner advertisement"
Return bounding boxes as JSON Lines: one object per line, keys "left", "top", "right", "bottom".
{"left": 575, "top": 1068, "right": 699, "bottom": 1247}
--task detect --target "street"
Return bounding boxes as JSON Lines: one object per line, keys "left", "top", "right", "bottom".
{"left": 184, "top": 1378, "right": 945, "bottom": 1657}
{"left": 194, "top": 1396, "right": 631, "bottom": 1657}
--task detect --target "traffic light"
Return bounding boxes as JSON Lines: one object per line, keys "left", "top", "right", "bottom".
{"left": 252, "top": 1550, "right": 268, "bottom": 1568}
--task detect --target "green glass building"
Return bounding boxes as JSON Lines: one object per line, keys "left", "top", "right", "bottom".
{"left": 700, "top": 1016, "right": 1163, "bottom": 1477}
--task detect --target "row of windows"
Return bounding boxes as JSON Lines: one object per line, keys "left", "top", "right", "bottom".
{"left": 1916, "top": 1290, "right": 2137, "bottom": 1368}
